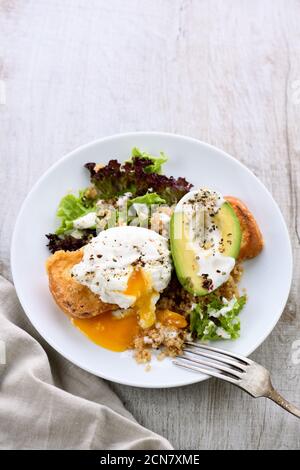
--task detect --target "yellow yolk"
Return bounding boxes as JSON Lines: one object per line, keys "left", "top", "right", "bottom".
{"left": 71, "top": 269, "right": 157, "bottom": 352}
{"left": 72, "top": 311, "right": 139, "bottom": 352}
{"left": 124, "top": 269, "right": 157, "bottom": 329}
{"left": 156, "top": 309, "right": 188, "bottom": 329}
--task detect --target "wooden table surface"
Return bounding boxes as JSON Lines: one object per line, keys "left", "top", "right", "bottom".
{"left": 1, "top": 0, "right": 299, "bottom": 449}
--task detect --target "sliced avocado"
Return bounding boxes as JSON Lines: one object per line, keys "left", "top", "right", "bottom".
{"left": 170, "top": 202, "right": 241, "bottom": 296}
{"left": 213, "top": 202, "right": 241, "bottom": 259}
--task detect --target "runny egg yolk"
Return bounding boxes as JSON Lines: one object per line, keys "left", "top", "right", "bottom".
{"left": 124, "top": 268, "right": 157, "bottom": 329}
{"left": 72, "top": 312, "right": 139, "bottom": 352}
{"left": 72, "top": 269, "right": 157, "bottom": 352}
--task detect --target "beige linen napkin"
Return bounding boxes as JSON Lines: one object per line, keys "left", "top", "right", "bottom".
{"left": 0, "top": 275, "right": 172, "bottom": 450}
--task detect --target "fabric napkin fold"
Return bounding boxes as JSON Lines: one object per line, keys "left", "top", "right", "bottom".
{"left": 0, "top": 275, "right": 172, "bottom": 450}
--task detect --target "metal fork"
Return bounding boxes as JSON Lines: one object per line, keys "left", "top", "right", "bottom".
{"left": 173, "top": 341, "right": 300, "bottom": 418}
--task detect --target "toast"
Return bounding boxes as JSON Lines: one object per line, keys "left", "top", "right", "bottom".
{"left": 46, "top": 249, "right": 117, "bottom": 318}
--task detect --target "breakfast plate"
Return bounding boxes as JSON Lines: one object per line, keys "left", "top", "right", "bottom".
{"left": 11, "top": 132, "right": 293, "bottom": 388}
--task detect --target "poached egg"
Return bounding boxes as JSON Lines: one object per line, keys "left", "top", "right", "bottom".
{"left": 71, "top": 226, "right": 172, "bottom": 330}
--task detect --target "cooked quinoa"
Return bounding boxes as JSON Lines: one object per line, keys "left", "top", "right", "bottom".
{"left": 133, "top": 324, "right": 188, "bottom": 364}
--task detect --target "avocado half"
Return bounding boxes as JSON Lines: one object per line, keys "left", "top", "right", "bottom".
{"left": 170, "top": 202, "right": 242, "bottom": 296}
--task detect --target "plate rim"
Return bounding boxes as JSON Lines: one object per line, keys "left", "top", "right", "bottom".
{"left": 10, "top": 131, "right": 293, "bottom": 388}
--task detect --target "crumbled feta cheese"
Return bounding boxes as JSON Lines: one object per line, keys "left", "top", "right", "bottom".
{"left": 216, "top": 327, "right": 231, "bottom": 339}
{"left": 73, "top": 212, "right": 97, "bottom": 229}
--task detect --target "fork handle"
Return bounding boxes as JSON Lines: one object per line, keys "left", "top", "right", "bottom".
{"left": 266, "top": 387, "right": 300, "bottom": 418}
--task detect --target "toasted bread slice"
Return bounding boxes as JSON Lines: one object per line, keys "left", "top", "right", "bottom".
{"left": 225, "top": 196, "right": 263, "bottom": 261}
{"left": 46, "top": 249, "right": 117, "bottom": 318}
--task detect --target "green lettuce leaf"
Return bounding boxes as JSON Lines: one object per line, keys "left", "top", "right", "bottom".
{"left": 128, "top": 192, "right": 166, "bottom": 206}
{"left": 190, "top": 295, "right": 246, "bottom": 341}
{"left": 55, "top": 193, "right": 96, "bottom": 235}
{"left": 131, "top": 147, "right": 168, "bottom": 174}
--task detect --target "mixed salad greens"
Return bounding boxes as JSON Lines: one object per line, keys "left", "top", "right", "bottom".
{"left": 46, "top": 148, "right": 192, "bottom": 253}
{"left": 46, "top": 148, "right": 246, "bottom": 342}
{"left": 190, "top": 295, "right": 246, "bottom": 341}
{"left": 84, "top": 148, "right": 191, "bottom": 204}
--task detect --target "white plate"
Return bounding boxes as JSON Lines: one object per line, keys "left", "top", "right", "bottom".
{"left": 11, "top": 133, "right": 293, "bottom": 388}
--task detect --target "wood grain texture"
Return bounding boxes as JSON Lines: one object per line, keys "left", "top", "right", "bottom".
{"left": 0, "top": 0, "right": 299, "bottom": 449}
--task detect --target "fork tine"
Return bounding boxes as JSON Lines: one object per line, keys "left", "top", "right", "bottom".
{"left": 185, "top": 341, "right": 253, "bottom": 365}
{"left": 181, "top": 351, "right": 244, "bottom": 378}
{"left": 184, "top": 347, "right": 248, "bottom": 371}
{"left": 173, "top": 358, "right": 240, "bottom": 385}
